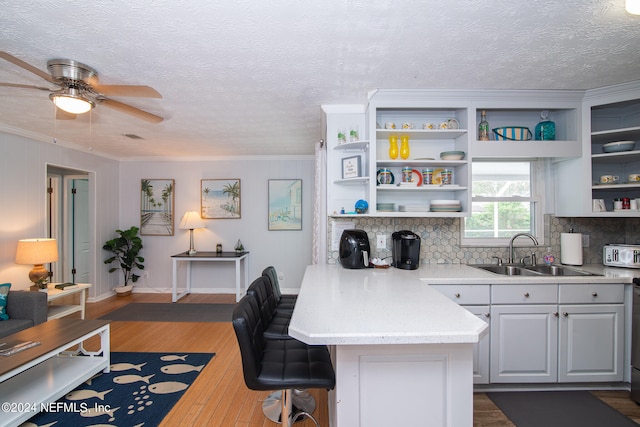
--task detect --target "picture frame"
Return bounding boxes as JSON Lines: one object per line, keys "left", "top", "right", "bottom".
{"left": 140, "top": 179, "right": 175, "bottom": 236}
{"left": 342, "top": 155, "right": 361, "bottom": 179}
{"left": 201, "top": 179, "right": 241, "bottom": 219}
{"left": 268, "top": 179, "right": 302, "bottom": 231}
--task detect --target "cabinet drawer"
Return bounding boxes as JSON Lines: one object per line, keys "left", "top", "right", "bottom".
{"left": 431, "top": 284, "right": 490, "bottom": 305}
{"left": 558, "top": 284, "right": 624, "bottom": 304}
{"left": 491, "top": 284, "right": 558, "bottom": 304}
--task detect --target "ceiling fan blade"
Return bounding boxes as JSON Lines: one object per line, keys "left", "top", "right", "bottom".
{"left": 0, "top": 51, "right": 55, "bottom": 83}
{"left": 99, "top": 98, "right": 164, "bottom": 124}
{"left": 55, "top": 108, "right": 77, "bottom": 120}
{"left": 92, "top": 83, "right": 162, "bottom": 98}
{"left": 0, "top": 82, "right": 51, "bottom": 91}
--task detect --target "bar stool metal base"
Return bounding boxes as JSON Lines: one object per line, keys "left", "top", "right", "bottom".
{"left": 262, "top": 389, "right": 316, "bottom": 424}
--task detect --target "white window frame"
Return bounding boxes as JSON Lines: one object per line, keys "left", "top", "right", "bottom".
{"left": 461, "top": 159, "right": 545, "bottom": 247}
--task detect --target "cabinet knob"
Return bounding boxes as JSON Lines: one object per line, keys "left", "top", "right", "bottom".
{"left": 592, "top": 292, "right": 598, "bottom": 297}
{"left": 553, "top": 312, "right": 559, "bottom": 317}
{"left": 563, "top": 312, "right": 569, "bottom": 317}
{"left": 484, "top": 313, "right": 490, "bottom": 318}
{"left": 524, "top": 292, "right": 530, "bottom": 298}
{"left": 455, "top": 293, "right": 461, "bottom": 298}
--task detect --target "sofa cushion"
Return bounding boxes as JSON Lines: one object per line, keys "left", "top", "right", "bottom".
{"left": 0, "top": 283, "right": 10, "bottom": 320}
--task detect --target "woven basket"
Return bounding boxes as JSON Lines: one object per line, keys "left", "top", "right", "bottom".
{"left": 493, "top": 127, "right": 532, "bottom": 141}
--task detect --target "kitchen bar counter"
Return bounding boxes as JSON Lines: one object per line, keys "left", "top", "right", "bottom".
{"left": 289, "top": 264, "right": 489, "bottom": 427}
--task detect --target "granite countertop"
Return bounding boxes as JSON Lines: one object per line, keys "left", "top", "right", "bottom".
{"left": 288, "top": 264, "right": 489, "bottom": 346}
{"left": 417, "top": 263, "right": 640, "bottom": 285}
{"left": 288, "top": 263, "right": 638, "bottom": 347}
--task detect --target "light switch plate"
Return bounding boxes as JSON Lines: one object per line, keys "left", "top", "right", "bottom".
{"left": 376, "top": 234, "right": 386, "bottom": 249}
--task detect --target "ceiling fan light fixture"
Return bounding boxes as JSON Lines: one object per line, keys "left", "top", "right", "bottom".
{"left": 50, "top": 88, "right": 94, "bottom": 114}
{"left": 626, "top": 0, "right": 640, "bottom": 14}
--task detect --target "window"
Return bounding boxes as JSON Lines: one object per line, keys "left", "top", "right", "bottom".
{"left": 462, "top": 161, "right": 543, "bottom": 245}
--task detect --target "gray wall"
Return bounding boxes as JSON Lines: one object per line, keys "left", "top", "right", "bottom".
{"left": 0, "top": 130, "right": 120, "bottom": 298}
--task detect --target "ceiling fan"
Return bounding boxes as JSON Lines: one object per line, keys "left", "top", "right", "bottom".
{"left": 0, "top": 51, "right": 163, "bottom": 123}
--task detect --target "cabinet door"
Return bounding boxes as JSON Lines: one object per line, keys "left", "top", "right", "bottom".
{"left": 490, "top": 305, "right": 558, "bottom": 383}
{"left": 464, "top": 305, "right": 491, "bottom": 384}
{"left": 558, "top": 304, "right": 624, "bottom": 382}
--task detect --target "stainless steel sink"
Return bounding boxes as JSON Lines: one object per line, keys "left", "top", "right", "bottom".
{"left": 522, "top": 265, "right": 597, "bottom": 276}
{"left": 473, "top": 265, "right": 544, "bottom": 276}
{"left": 471, "top": 264, "right": 599, "bottom": 277}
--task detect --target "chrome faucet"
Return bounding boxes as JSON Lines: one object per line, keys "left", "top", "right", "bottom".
{"left": 508, "top": 233, "right": 539, "bottom": 264}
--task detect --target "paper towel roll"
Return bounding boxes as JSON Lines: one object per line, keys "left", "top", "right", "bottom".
{"left": 560, "top": 232, "right": 583, "bottom": 265}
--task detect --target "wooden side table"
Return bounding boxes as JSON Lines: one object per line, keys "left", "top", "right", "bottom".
{"left": 43, "top": 283, "right": 91, "bottom": 320}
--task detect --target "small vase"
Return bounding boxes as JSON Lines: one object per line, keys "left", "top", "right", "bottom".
{"left": 400, "top": 136, "right": 410, "bottom": 159}
{"left": 388, "top": 135, "right": 398, "bottom": 159}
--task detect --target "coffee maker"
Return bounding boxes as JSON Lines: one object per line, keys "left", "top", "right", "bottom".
{"left": 392, "top": 230, "right": 420, "bottom": 270}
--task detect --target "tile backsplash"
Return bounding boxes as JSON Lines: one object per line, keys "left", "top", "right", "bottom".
{"left": 328, "top": 215, "right": 640, "bottom": 265}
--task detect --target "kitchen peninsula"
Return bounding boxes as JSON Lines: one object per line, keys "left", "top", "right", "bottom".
{"left": 289, "top": 263, "right": 635, "bottom": 426}
{"left": 288, "top": 264, "right": 489, "bottom": 427}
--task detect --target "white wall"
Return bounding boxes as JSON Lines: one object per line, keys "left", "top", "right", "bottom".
{"left": 0, "top": 130, "right": 120, "bottom": 299}
{"left": 118, "top": 157, "right": 315, "bottom": 295}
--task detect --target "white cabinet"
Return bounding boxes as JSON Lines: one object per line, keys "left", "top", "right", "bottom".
{"left": 368, "top": 98, "right": 471, "bottom": 217}
{"left": 490, "top": 283, "right": 625, "bottom": 384}
{"left": 431, "top": 284, "right": 491, "bottom": 384}
{"left": 558, "top": 284, "right": 625, "bottom": 382}
{"left": 556, "top": 81, "right": 640, "bottom": 216}
{"left": 490, "top": 284, "right": 559, "bottom": 383}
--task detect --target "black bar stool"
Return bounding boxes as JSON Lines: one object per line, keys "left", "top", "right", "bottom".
{"left": 262, "top": 266, "right": 297, "bottom": 311}
{"left": 232, "top": 293, "right": 335, "bottom": 427}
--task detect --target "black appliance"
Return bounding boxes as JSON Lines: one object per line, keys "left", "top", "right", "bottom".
{"left": 392, "top": 230, "right": 421, "bottom": 270}
{"left": 339, "top": 229, "right": 371, "bottom": 269}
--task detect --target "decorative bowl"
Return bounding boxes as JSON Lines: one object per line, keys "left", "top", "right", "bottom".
{"left": 603, "top": 140, "right": 635, "bottom": 153}
{"left": 440, "top": 151, "right": 465, "bottom": 160}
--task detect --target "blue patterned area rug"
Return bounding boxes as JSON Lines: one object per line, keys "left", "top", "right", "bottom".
{"left": 27, "top": 351, "right": 215, "bottom": 427}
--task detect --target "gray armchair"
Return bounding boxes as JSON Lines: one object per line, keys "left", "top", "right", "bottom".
{"left": 0, "top": 291, "right": 48, "bottom": 339}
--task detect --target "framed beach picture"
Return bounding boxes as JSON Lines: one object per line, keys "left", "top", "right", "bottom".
{"left": 201, "top": 179, "right": 241, "bottom": 219}
{"left": 268, "top": 179, "right": 302, "bottom": 231}
{"left": 140, "top": 179, "right": 175, "bottom": 236}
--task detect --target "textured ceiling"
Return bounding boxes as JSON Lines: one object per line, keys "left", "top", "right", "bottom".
{"left": 0, "top": 0, "right": 638, "bottom": 159}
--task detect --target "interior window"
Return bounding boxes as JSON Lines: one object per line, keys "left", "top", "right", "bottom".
{"left": 462, "top": 161, "right": 542, "bottom": 245}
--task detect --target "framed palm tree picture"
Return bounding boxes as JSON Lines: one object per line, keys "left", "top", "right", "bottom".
{"left": 140, "top": 179, "right": 175, "bottom": 236}
{"left": 201, "top": 179, "right": 241, "bottom": 219}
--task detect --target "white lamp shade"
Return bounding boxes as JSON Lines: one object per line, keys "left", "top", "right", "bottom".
{"left": 15, "top": 238, "right": 59, "bottom": 264}
{"left": 179, "top": 211, "right": 206, "bottom": 230}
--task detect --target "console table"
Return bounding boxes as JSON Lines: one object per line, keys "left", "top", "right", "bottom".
{"left": 171, "top": 251, "right": 249, "bottom": 302}
{"left": 44, "top": 283, "right": 91, "bottom": 320}
{"left": 0, "top": 319, "right": 110, "bottom": 427}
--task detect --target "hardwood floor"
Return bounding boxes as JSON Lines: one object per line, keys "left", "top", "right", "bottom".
{"left": 76, "top": 292, "right": 640, "bottom": 426}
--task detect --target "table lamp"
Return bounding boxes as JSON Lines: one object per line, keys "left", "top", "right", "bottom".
{"left": 179, "top": 211, "right": 206, "bottom": 255}
{"left": 15, "top": 238, "right": 59, "bottom": 288}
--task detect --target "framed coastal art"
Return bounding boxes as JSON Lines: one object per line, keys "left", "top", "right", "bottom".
{"left": 268, "top": 179, "right": 302, "bottom": 231}
{"left": 201, "top": 179, "right": 241, "bottom": 219}
{"left": 140, "top": 179, "right": 175, "bottom": 236}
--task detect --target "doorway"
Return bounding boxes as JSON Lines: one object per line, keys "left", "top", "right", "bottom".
{"left": 47, "top": 165, "right": 92, "bottom": 284}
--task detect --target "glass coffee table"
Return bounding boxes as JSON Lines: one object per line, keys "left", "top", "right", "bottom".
{"left": 0, "top": 318, "right": 110, "bottom": 426}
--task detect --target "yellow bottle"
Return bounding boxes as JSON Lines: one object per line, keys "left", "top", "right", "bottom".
{"left": 388, "top": 135, "right": 398, "bottom": 159}
{"left": 400, "top": 135, "right": 410, "bottom": 159}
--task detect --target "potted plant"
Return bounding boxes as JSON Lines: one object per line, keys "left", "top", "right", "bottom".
{"left": 103, "top": 226, "right": 144, "bottom": 296}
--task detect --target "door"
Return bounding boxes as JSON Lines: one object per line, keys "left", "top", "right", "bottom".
{"left": 67, "top": 177, "right": 90, "bottom": 284}
{"left": 47, "top": 166, "right": 91, "bottom": 285}
{"left": 558, "top": 304, "right": 624, "bottom": 382}
{"left": 490, "top": 304, "right": 558, "bottom": 383}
